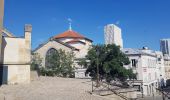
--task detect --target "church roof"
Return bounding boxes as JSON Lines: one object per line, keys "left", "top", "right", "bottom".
{"left": 54, "top": 30, "right": 93, "bottom": 42}
{"left": 33, "top": 39, "right": 79, "bottom": 52}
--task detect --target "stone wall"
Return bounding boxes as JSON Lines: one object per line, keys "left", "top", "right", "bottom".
{"left": 34, "top": 40, "right": 73, "bottom": 67}
{"left": 0, "top": 0, "right": 4, "bottom": 63}
{"left": 1, "top": 25, "right": 32, "bottom": 84}
{"left": 3, "top": 65, "right": 30, "bottom": 84}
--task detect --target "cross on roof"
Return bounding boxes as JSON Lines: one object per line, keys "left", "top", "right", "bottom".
{"left": 67, "top": 18, "right": 72, "bottom": 30}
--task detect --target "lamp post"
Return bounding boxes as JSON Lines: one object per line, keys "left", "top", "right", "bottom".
{"left": 141, "top": 82, "right": 143, "bottom": 98}
{"left": 96, "top": 49, "right": 100, "bottom": 87}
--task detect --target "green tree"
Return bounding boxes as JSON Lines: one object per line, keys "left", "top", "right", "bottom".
{"left": 85, "top": 44, "right": 135, "bottom": 83}
{"left": 45, "top": 49, "right": 75, "bottom": 78}
{"left": 59, "top": 49, "right": 75, "bottom": 77}
{"left": 31, "top": 53, "right": 42, "bottom": 70}
{"left": 77, "top": 58, "right": 89, "bottom": 68}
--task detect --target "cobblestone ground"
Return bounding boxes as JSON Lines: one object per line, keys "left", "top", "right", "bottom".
{"left": 0, "top": 77, "right": 122, "bottom": 100}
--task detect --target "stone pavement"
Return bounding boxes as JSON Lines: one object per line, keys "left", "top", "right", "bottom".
{"left": 0, "top": 77, "right": 122, "bottom": 100}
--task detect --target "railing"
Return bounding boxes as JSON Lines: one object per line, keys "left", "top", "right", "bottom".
{"left": 155, "top": 87, "right": 170, "bottom": 100}
{"left": 92, "top": 80, "right": 137, "bottom": 100}
{"left": 102, "top": 81, "right": 129, "bottom": 100}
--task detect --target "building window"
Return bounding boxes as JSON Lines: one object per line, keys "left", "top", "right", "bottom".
{"left": 131, "top": 59, "right": 137, "bottom": 67}
{"left": 158, "top": 58, "right": 161, "bottom": 61}
{"left": 45, "top": 48, "right": 58, "bottom": 68}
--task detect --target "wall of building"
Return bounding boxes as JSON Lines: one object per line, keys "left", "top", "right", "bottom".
{"left": 57, "top": 37, "right": 92, "bottom": 59}
{"left": 0, "top": 0, "right": 4, "bottom": 64}
{"left": 58, "top": 38, "right": 73, "bottom": 43}
{"left": 69, "top": 40, "right": 92, "bottom": 59}
{"left": 164, "top": 60, "right": 170, "bottom": 79}
{"left": 104, "top": 24, "right": 123, "bottom": 48}
{"left": 0, "top": 25, "right": 32, "bottom": 84}
{"left": 34, "top": 40, "right": 73, "bottom": 67}
{"left": 3, "top": 65, "right": 30, "bottom": 84}
{"left": 123, "top": 48, "right": 165, "bottom": 96}
{"left": 2, "top": 37, "right": 26, "bottom": 63}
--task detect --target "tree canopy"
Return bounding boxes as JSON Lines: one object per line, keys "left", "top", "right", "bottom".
{"left": 85, "top": 44, "right": 135, "bottom": 82}
{"left": 31, "top": 53, "right": 42, "bottom": 70}
{"left": 32, "top": 49, "right": 75, "bottom": 78}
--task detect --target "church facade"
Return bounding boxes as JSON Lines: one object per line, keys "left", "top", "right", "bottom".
{"left": 34, "top": 28, "right": 93, "bottom": 78}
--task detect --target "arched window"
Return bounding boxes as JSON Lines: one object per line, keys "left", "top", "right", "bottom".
{"left": 45, "top": 48, "right": 58, "bottom": 68}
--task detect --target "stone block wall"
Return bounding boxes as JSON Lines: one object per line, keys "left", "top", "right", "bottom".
{"left": 1, "top": 25, "right": 32, "bottom": 84}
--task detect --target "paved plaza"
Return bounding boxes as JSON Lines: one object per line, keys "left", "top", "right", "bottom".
{"left": 0, "top": 77, "right": 122, "bottom": 100}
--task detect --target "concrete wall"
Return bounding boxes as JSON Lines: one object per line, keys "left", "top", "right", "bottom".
{"left": 58, "top": 38, "right": 92, "bottom": 59}
{"left": 125, "top": 54, "right": 162, "bottom": 95}
{"left": 2, "top": 38, "right": 26, "bottom": 63}
{"left": 0, "top": 0, "right": 4, "bottom": 63}
{"left": 1, "top": 25, "right": 32, "bottom": 84}
{"left": 165, "top": 60, "right": 170, "bottom": 79}
{"left": 3, "top": 65, "right": 30, "bottom": 84}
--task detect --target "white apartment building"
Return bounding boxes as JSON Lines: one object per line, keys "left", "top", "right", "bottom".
{"left": 104, "top": 24, "right": 123, "bottom": 48}
{"left": 122, "top": 47, "right": 165, "bottom": 96}
{"left": 164, "top": 55, "right": 170, "bottom": 79}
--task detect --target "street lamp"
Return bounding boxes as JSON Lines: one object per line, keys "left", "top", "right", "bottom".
{"left": 96, "top": 49, "right": 100, "bottom": 87}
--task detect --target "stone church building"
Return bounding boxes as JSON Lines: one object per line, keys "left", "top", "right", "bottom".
{"left": 0, "top": 0, "right": 31, "bottom": 84}
{"left": 34, "top": 28, "right": 93, "bottom": 78}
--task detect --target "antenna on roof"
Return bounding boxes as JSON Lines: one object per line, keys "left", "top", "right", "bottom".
{"left": 67, "top": 18, "right": 72, "bottom": 31}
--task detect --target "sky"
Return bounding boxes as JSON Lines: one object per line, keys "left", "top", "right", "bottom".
{"left": 3, "top": 0, "right": 170, "bottom": 50}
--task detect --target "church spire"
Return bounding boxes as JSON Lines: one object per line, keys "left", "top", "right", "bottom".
{"left": 68, "top": 18, "right": 72, "bottom": 31}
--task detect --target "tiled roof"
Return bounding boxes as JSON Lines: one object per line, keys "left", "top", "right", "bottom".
{"left": 54, "top": 30, "right": 93, "bottom": 42}
{"left": 33, "top": 38, "right": 79, "bottom": 52}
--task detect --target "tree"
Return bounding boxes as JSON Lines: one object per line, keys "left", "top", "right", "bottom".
{"left": 45, "top": 49, "right": 60, "bottom": 75}
{"left": 31, "top": 53, "right": 43, "bottom": 70}
{"left": 58, "top": 49, "right": 75, "bottom": 77}
{"left": 77, "top": 58, "right": 89, "bottom": 68}
{"left": 85, "top": 44, "right": 135, "bottom": 83}
{"left": 45, "top": 49, "right": 75, "bottom": 78}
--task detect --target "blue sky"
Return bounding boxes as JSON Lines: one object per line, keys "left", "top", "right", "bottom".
{"left": 3, "top": 0, "right": 170, "bottom": 50}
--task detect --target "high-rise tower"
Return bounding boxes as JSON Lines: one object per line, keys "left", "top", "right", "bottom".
{"left": 160, "top": 39, "right": 170, "bottom": 56}
{"left": 104, "top": 24, "right": 123, "bottom": 48}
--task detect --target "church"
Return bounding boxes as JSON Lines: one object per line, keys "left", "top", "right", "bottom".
{"left": 0, "top": 0, "right": 31, "bottom": 84}
{"left": 34, "top": 25, "right": 93, "bottom": 78}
